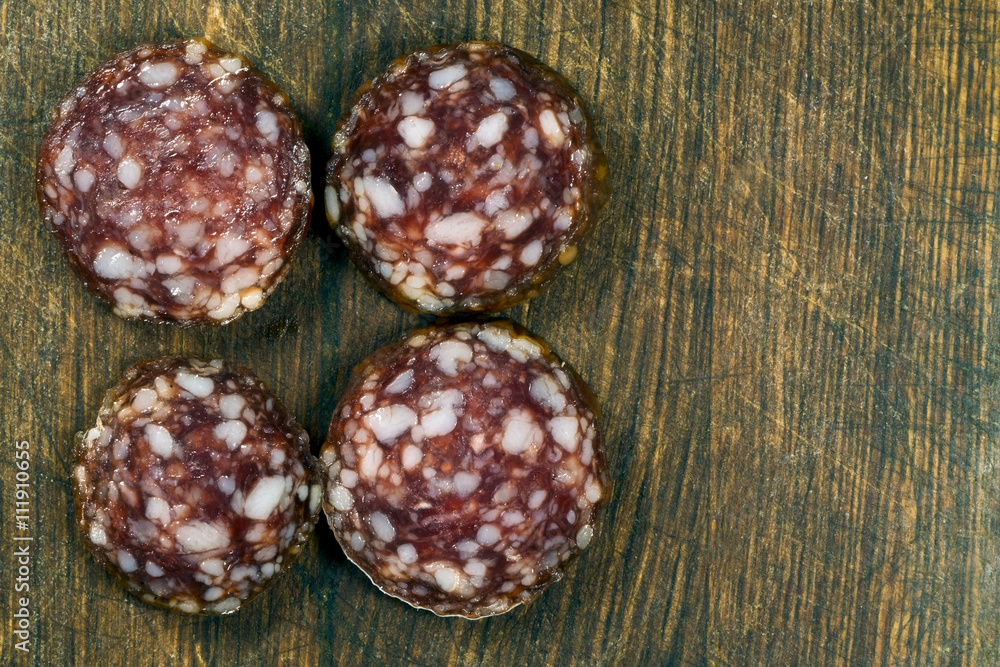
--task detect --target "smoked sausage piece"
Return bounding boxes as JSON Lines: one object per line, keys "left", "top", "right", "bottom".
{"left": 74, "top": 356, "right": 322, "bottom": 614}
{"left": 326, "top": 42, "right": 606, "bottom": 314}
{"left": 320, "top": 321, "right": 608, "bottom": 618}
{"left": 37, "top": 39, "right": 312, "bottom": 325}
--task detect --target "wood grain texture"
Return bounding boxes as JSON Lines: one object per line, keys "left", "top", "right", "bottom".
{"left": 2, "top": 0, "right": 998, "bottom": 664}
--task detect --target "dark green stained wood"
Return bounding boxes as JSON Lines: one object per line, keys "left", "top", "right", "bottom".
{"left": 2, "top": 0, "right": 999, "bottom": 664}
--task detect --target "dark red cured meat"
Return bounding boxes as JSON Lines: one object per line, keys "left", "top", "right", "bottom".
{"left": 320, "top": 321, "right": 608, "bottom": 618}
{"left": 73, "top": 356, "right": 322, "bottom": 614}
{"left": 325, "top": 42, "right": 607, "bottom": 314}
{"left": 37, "top": 39, "right": 312, "bottom": 325}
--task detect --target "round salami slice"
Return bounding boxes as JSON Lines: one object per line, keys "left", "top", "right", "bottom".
{"left": 73, "top": 356, "right": 322, "bottom": 615}
{"left": 37, "top": 39, "right": 312, "bottom": 325}
{"left": 326, "top": 42, "right": 607, "bottom": 314}
{"left": 320, "top": 321, "right": 608, "bottom": 618}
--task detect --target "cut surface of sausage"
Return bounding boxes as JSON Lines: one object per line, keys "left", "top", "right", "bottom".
{"left": 326, "top": 42, "right": 606, "bottom": 314}
{"left": 320, "top": 321, "right": 608, "bottom": 618}
{"left": 73, "top": 356, "right": 322, "bottom": 614}
{"left": 37, "top": 39, "right": 312, "bottom": 325}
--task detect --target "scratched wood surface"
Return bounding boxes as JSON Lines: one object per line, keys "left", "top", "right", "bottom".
{"left": 2, "top": 0, "right": 999, "bottom": 664}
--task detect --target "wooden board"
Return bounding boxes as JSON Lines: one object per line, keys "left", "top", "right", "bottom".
{"left": 2, "top": 0, "right": 999, "bottom": 664}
